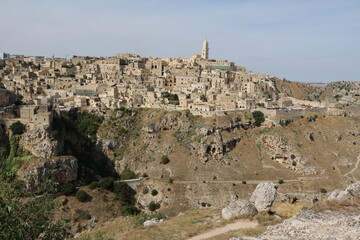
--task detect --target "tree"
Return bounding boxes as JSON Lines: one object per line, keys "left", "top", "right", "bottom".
{"left": 76, "top": 189, "right": 89, "bottom": 202}
{"left": 160, "top": 155, "right": 170, "bottom": 164}
{"left": 252, "top": 111, "right": 265, "bottom": 127}
{"left": 151, "top": 189, "right": 158, "bottom": 196}
{"left": 9, "top": 121, "right": 25, "bottom": 135}
{"left": 0, "top": 182, "right": 69, "bottom": 239}
{"left": 120, "top": 169, "right": 137, "bottom": 180}
{"left": 148, "top": 201, "right": 160, "bottom": 211}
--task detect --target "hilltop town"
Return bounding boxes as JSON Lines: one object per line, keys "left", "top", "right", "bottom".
{"left": 3, "top": 40, "right": 359, "bottom": 128}
{"left": 1, "top": 42, "right": 360, "bottom": 239}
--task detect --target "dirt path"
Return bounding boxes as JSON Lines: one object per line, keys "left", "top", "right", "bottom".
{"left": 175, "top": 176, "right": 323, "bottom": 185}
{"left": 344, "top": 154, "right": 360, "bottom": 180}
{"left": 186, "top": 220, "right": 258, "bottom": 240}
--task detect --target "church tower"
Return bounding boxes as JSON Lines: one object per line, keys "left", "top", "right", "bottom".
{"left": 202, "top": 39, "right": 209, "bottom": 60}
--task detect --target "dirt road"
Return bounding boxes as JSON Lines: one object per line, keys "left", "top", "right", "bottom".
{"left": 187, "top": 220, "right": 258, "bottom": 240}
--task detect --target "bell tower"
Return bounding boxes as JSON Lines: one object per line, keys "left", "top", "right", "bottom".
{"left": 202, "top": 39, "right": 209, "bottom": 60}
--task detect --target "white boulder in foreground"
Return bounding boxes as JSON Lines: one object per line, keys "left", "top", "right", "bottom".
{"left": 221, "top": 200, "right": 257, "bottom": 220}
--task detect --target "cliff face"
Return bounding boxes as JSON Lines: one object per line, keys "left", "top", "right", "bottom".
{"left": 273, "top": 78, "right": 360, "bottom": 101}
{"left": 20, "top": 124, "right": 61, "bottom": 159}
{"left": 15, "top": 108, "right": 360, "bottom": 216}
{"left": 95, "top": 109, "right": 360, "bottom": 215}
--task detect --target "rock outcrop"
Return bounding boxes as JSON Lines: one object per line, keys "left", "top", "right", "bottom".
{"left": 20, "top": 124, "right": 61, "bottom": 158}
{"left": 21, "top": 156, "right": 78, "bottom": 190}
{"left": 328, "top": 181, "right": 360, "bottom": 201}
{"left": 221, "top": 200, "right": 257, "bottom": 220}
{"left": 249, "top": 182, "right": 278, "bottom": 211}
{"left": 231, "top": 209, "right": 360, "bottom": 240}
{"left": 143, "top": 218, "right": 165, "bottom": 226}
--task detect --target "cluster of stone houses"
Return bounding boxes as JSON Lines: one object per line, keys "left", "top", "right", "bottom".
{"left": 0, "top": 41, "right": 328, "bottom": 125}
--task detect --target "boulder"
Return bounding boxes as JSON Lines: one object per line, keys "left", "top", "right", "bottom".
{"left": 143, "top": 218, "right": 165, "bottom": 226}
{"left": 328, "top": 181, "right": 360, "bottom": 201}
{"left": 221, "top": 200, "right": 257, "bottom": 220}
{"left": 250, "top": 182, "right": 278, "bottom": 211}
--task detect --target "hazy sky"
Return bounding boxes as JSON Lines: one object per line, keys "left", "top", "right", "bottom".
{"left": 1, "top": 0, "right": 359, "bottom": 83}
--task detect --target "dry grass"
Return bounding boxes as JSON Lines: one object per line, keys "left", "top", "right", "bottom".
{"left": 116, "top": 209, "right": 226, "bottom": 240}
{"left": 78, "top": 217, "right": 134, "bottom": 240}
{"left": 312, "top": 199, "right": 360, "bottom": 213}
{"left": 272, "top": 202, "right": 312, "bottom": 219}
{"left": 78, "top": 209, "right": 230, "bottom": 240}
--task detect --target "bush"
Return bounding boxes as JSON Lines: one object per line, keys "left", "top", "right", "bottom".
{"left": 97, "top": 177, "right": 114, "bottom": 190}
{"left": 148, "top": 201, "right": 161, "bottom": 211}
{"left": 292, "top": 161, "right": 297, "bottom": 166}
{"left": 151, "top": 189, "right": 158, "bottom": 196}
{"left": 88, "top": 181, "right": 99, "bottom": 190}
{"left": 242, "top": 180, "right": 247, "bottom": 184}
{"left": 76, "top": 190, "right": 89, "bottom": 202}
{"left": 320, "top": 188, "right": 327, "bottom": 193}
{"left": 278, "top": 179, "right": 284, "bottom": 184}
{"left": 252, "top": 111, "right": 265, "bottom": 127}
{"left": 168, "top": 178, "right": 174, "bottom": 184}
{"left": 142, "top": 188, "right": 149, "bottom": 194}
{"left": 10, "top": 121, "right": 25, "bottom": 135}
{"left": 60, "top": 182, "right": 74, "bottom": 196}
{"left": 142, "top": 173, "right": 149, "bottom": 178}
{"left": 120, "top": 169, "right": 137, "bottom": 180}
{"left": 121, "top": 205, "right": 140, "bottom": 216}
{"left": 73, "top": 112, "right": 103, "bottom": 141}
{"left": 290, "top": 154, "right": 296, "bottom": 160}
{"left": 74, "top": 209, "right": 91, "bottom": 222}
{"left": 160, "top": 155, "right": 170, "bottom": 164}
{"left": 114, "top": 182, "right": 136, "bottom": 205}
{"left": 0, "top": 182, "right": 70, "bottom": 239}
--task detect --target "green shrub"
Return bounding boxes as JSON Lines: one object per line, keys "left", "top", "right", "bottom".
{"left": 290, "top": 154, "right": 296, "bottom": 160}
{"left": 168, "top": 178, "right": 174, "bottom": 184}
{"left": 121, "top": 205, "right": 140, "bottom": 216}
{"left": 278, "top": 179, "right": 284, "bottom": 184}
{"left": 252, "top": 111, "right": 265, "bottom": 127}
{"left": 151, "top": 189, "right": 158, "bottom": 196}
{"left": 142, "top": 173, "right": 149, "bottom": 178}
{"left": 320, "top": 188, "right": 327, "bottom": 193}
{"left": 76, "top": 190, "right": 89, "bottom": 202}
{"left": 148, "top": 201, "right": 161, "bottom": 211}
{"left": 160, "top": 155, "right": 170, "bottom": 164}
{"left": 74, "top": 209, "right": 91, "bottom": 221}
{"left": 0, "top": 181, "right": 70, "bottom": 239}
{"left": 10, "top": 121, "right": 25, "bottom": 135}
{"left": 120, "top": 169, "right": 137, "bottom": 180}
{"left": 114, "top": 182, "right": 136, "bottom": 205}
{"left": 97, "top": 177, "right": 114, "bottom": 190}
{"left": 73, "top": 112, "right": 103, "bottom": 141}
{"left": 60, "top": 182, "right": 74, "bottom": 196}
{"left": 88, "top": 181, "right": 99, "bottom": 190}
{"left": 292, "top": 161, "right": 297, "bottom": 166}
{"left": 242, "top": 180, "right": 247, "bottom": 184}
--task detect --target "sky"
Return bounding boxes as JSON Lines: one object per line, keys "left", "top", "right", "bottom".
{"left": 0, "top": 0, "right": 359, "bottom": 83}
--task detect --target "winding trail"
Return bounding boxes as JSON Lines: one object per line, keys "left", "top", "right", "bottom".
{"left": 186, "top": 220, "right": 258, "bottom": 240}
{"left": 344, "top": 154, "right": 360, "bottom": 180}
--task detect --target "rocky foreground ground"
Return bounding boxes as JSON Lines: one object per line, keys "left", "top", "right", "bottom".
{"left": 232, "top": 209, "right": 360, "bottom": 240}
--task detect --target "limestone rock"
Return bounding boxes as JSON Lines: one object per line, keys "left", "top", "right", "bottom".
{"left": 143, "top": 218, "right": 165, "bottom": 226}
{"left": 249, "top": 182, "right": 278, "bottom": 211}
{"left": 328, "top": 181, "right": 360, "bottom": 201}
{"left": 22, "top": 156, "right": 78, "bottom": 191}
{"left": 221, "top": 200, "right": 257, "bottom": 220}
{"left": 232, "top": 209, "right": 360, "bottom": 240}
{"left": 20, "top": 124, "right": 61, "bottom": 158}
